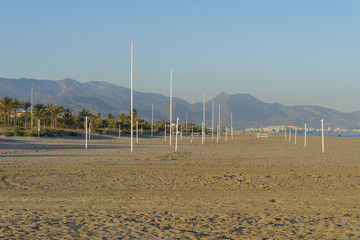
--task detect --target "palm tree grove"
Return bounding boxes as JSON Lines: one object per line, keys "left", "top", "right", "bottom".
{"left": 0, "top": 96, "right": 201, "bottom": 137}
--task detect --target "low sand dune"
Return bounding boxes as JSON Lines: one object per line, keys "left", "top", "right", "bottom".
{"left": 0, "top": 134, "right": 359, "bottom": 239}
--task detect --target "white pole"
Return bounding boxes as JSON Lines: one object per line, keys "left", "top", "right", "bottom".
{"left": 164, "top": 124, "right": 166, "bottom": 142}
{"left": 136, "top": 121, "right": 139, "bottom": 143}
{"left": 201, "top": 122, "right": 204, "bottom": 146}
{"left": 88, "top": 123, "right": 91, "bottom": 140}
{"left": 225, "top": 127, "right": 228, "bottom": 142}
{"left": 191, "top": 126, "right": 193, "bottom": 144}
{"left": 175, "top": 117, "right": 179, "bottom": 151}
{"left": 170, "top": 68, "right": 173, "bottom": 146}
{"left": 151, "top": 103, "right": 154, "bottom": 137}
{"left": 186, "top": 112, "right": 188, "bottom": 133}
{"left": 321, "top": 119, "right": 324, "bottom": 154}
{"left": 289, "top": 127, "right": 291, "bottom": 143}
{"left": 180, "top": 125, "right": 183, "bottom": 140}
{"left": 130, "top": 40, "right": 134, "bottom": 151}
{"left": 203, "top": 93, "right": 205, "bottom": 144}
{"left": 212, "top": 99, "right": 214, "bottom": 140}
{"left": 119, "top": 124, "right": 121, "bottom": 139}
{"left": 231, "top": 113, "right": 233, "bottom": 139}
{"left": 217, "top": 125, "right": 219, "bottom": 143}
{"left": 31, "top": 85, "right": 34, "bottom": 128}
{"left": 218, "top": 104, "right": 221, "bottom": 139}
{"left": 285, "top": 126, "right": 287, "bottom": 141}
{"left": 37, "top": 119, "right": 40, "bottom": 141}
{"left": 295, "top": 127, "right": 297, "bottom": 144}
{"left": 304, "top": 123, "right": 307, "bottom": 147}
{"left": 85, "top": 116, "right": 88, "bottom": 150}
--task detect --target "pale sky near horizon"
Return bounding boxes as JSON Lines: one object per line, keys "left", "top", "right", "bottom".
{"left": 1, "top": 1, "right": 360, "bottom": 112}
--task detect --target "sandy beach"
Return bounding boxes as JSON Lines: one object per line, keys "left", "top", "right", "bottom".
{"left": 0, "top": 134, "right": 359, "bottom": 239}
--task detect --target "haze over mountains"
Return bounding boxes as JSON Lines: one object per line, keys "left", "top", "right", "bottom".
{"left": 1, "top": 77, "right": 360, "bottom": 130}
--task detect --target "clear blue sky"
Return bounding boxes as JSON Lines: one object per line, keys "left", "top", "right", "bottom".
{"left": 1, "top": 0, "right": 360, "bottom": 112}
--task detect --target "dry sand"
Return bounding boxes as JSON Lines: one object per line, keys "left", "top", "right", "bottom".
{"left": 0, "top": 134, "right": 359, "bottom": 239}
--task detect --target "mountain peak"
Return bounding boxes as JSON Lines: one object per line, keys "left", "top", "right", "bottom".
{"left": 59, "top": 78, "right": 78, "bottom": 83}
{"left": 218, "top": 91, "right": 228, "bottom": 96}
{"left": 215, "top": 91, "right": 231, "bottom": 101}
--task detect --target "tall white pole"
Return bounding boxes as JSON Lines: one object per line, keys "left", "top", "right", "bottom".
{"left": 217, "top": 125, "right": 219, "bottom": 143}
{"left": 295, "top": 127, "right": 297, "bottom": 144}
{"left": 203, "top": 93, "right": 205, "bottom": 144}
{"left": 201, "top": 122, "right": 204, "bottom": 146}
{"left": 130, "top": 40, "right": 134, "bottom": 151}
{"left": 175, "top": 117, "right": 179, "bottom": 151}
{"left": 231, "top": 112, "right": 233, "bottom": 139}
{"left": 170, "top": 68, "right": 173, "bottom": 146}
{"left": 218, "top": 104, "right": 221, "bottom": 139}
{"left": 136, "top": 121, "right": 139, "bottom": 143}
{"left": 304, "top": 123, "right": 307, "bottom": 147}
{"left": 85, "top": 116, "right": 88, "bottom": 150}
{"left": 321, "top": 119, "right": 324, "bottom": 154}
{"left": 212, "top": 99, "right": 214, "bottom": 140}
{"left": 31, "top": 85, "right": 34, "bottom": 128}
{"left": 285, "top": 126, "right": 287, "bottom": 140}
{"left": 151, "top": 103, "right": 154, "bottom": 137}
{"left": 186, "top": 112, "right": 188, "bottom": 133}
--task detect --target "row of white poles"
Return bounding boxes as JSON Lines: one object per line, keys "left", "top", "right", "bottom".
{"left": 129, "top": 41, "right": 235, "bottom": 151}
{"left": 32, "top": 41, "right": 325, "bottom": 155}
{"left": 284, "top": 119, "right": 324, "bottom": 153}
{"left": 38, "top": 40, "right": 236, "bottom": 152}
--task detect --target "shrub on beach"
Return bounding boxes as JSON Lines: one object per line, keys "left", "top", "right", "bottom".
{"left": 2, "top": 131, "right": 14, "bottom": 137}
{"left": 14, "top": 128, "right": 25, "bottom": 136}
{"left": 102, "top": 129, "right": 109, "bottom": 135}
{"left": 25, "top": 129, "right": 39, "bottom": 137}
{"left": 54, "top": 130, "right": 80, "bottom": 137}
{"left": 91, "top": 128, "right": 102, "bottom": 135}
{"left": 41, "top": 129, "right": 55, "bottom": 137}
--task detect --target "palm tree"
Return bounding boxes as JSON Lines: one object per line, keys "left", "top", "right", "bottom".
{"left": 79, "top": 109, "right": 91, "bottom": 119}
{"left": 60, "top": 108, "right": 75, "bottom": 129}
{"left": 12, "top": 99, "right": 21, "bottom": 127}
{"left": 78, "top": 109, "right": 91, "bottom": 129}
{"left": 54, "top": 105, "right": 64, "bottom": 128}
{"left": 47, "top": 104, "right": 56, "bottom": 128}
{"left": 47, "top": 104, "right": 64, "bottom": 128}
{"left": 33, "top": 104, "right": 47, "bottom": 127}
{"left": 108, "top": 113, "right": 114, "bottom": 119}
{"left": 22, "top": 101, "right": 31, "bottom": 128}
{"left": 0, "top": 96, "right": 13, "bottom": 125}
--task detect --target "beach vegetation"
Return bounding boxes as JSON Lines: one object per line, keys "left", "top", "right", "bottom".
{"left": 0, "top": 97, "right": 205, "bottom": 137}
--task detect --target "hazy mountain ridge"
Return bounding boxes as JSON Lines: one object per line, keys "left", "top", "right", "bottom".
{"left": 1, "top": 77, "right": 359, "bottom": 130}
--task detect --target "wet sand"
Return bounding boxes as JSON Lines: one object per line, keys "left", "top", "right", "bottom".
{"left": 0, "top": 134, "right": 359, "bottom": 239}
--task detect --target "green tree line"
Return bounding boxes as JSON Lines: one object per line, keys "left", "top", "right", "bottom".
{"left": 0, "top": 96, "right": 204, "bottom": 134}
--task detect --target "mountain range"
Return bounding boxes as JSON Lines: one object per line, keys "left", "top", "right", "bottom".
{"left": 1, "top": 77, "right": 360, "bottom": 130}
